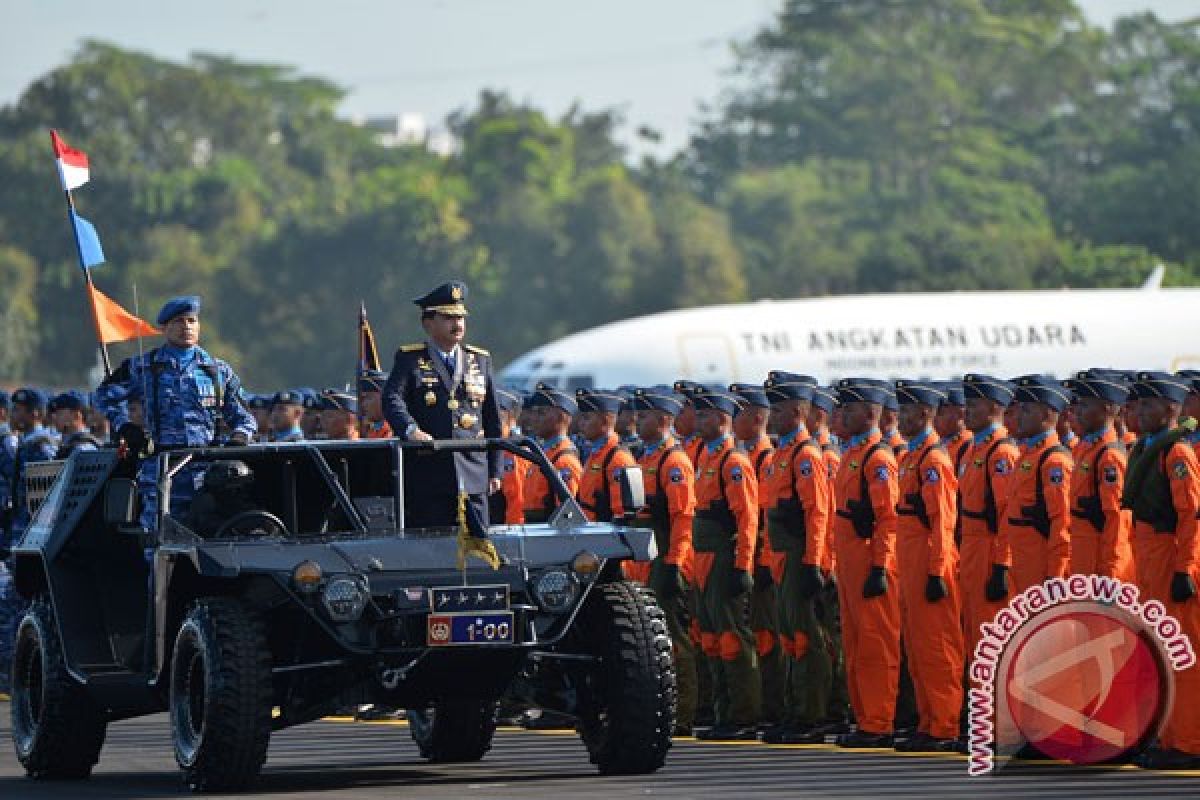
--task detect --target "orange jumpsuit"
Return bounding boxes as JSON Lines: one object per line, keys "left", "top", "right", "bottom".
{"left": 994, "top": 431, "right": 1073, "bottom": 595}
{"left": 744, "top": 437, "right": 780, "bottom": 658}
{"left": 577, "top": 432, "right": 638, "bottom": 522}
{"left": 1131, "top": 438, "right": 1200, "bottom": 755}
{"left": 693, "top": 435, "right": 761, "bottom": 726}
{"left": 1068, "top": 428, "right": 1133, "bottom": 581}
{"left": 945, "top": 430, "right": 971, "bottom": 478}
{"left": 895, "top": 432, "right": 964, "bottom": 740}
{"left": 957, "top": 425, "right": 1019, "bottom": 659}
{"left": 521, "top": 436, "right": 582, "bottom": 522}
{"left": 683, "top": 433, "right": 704, "bottom": 466}
{"left": 764, "top": 426, "right": 833, "bottom": 726}
{"left": 496, "top": 447, "right": 528, "bottom": 525}
{"left": 833, "top": 430, "right": 901, "bottom": 735}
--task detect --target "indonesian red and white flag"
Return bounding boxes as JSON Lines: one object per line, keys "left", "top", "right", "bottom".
{"left": 50, "top": 129, "right": 90, "bottom": 191}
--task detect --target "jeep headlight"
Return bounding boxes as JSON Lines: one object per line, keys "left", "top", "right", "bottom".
{"left": 533, "top": 570, "right": 577, "bottom": 613}
{"left": 321, "top": 578, "right": 368, "bottom": 622}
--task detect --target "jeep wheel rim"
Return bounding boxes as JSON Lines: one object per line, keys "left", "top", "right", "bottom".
{"left": 12, "top": 623, "right": 43, "bottom": 754}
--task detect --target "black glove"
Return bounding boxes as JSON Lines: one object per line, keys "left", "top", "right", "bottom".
{"left": 730, "top": 568, "right": 753, "bottom": 597}
{"left": 226, "top": 430, "right": 250, "bottom": 447}
{"left": 116, "top": 422, "right": 148, "bottom": 456}
{"left": 862, "top": 566, "right": 888, "bottom": 598}
{"left": 753, "top": 564, "right": 774, "bottom": 592}
{"left": 985, "top": 565, "right": 1010, "bottom": 603}
{"left": 1171, "top": 572, "right": 1197, "bottom": 603}
{"left": 658, "top": 563, "right": 684, "bottom": 600}
{"left": 925, "top": 575, "right": 948, "bottom": 603}
{"left": 797, "top": 563, "right": 824, "bottom": 599}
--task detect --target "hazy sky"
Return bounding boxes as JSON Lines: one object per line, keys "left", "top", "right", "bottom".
{"left": 2, "top": 0, "right": 1195, "bottom": 157}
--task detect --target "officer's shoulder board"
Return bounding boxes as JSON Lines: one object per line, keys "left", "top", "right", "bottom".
{"left": 464, "top": 344, "right": 490, "bottom": 356}
{"left": 397, "top": 343, "right": 426, "bottom": 353}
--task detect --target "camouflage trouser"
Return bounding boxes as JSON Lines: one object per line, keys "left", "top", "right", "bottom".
{"left": 816, "top": 578, "right": 850, "bottom": 723}
{"left": 693, "top": 518, "right": 760, "bottom": 728}
{"left": 748, "top": 583, "right": 786, "bottom": 725}
{"left": 0, "top": 560, "right": 24, "bottom": 694}
{"left": 646, "top": 559, "right": 698, "bottom": 730}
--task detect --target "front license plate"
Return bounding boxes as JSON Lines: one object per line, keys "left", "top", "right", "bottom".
{"left": 427, "top": 611, "right": 515, "bottom": 646}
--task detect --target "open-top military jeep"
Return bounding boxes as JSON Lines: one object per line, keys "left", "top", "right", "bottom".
{"left": 7, "top": 437, "right": 674, "bottom": 791}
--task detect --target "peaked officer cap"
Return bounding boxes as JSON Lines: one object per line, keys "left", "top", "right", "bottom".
{"left": 272, "top": 390, "right": 306, "bottom": 408}
{"left": 413, "top": 281, "right": 468, "bottom": 317}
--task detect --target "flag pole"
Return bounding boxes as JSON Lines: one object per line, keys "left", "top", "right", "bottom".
{"left": 52, "top": 131, "right": 112, "bottom": 377}
{"left": 357, "top": 301, "right": 366, "bottom": 437}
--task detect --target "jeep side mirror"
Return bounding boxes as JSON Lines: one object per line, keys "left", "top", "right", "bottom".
{"left": 103, "top": 478, "right": 140, "bottom": 530}
{"left": 618, "top": 465, "right": 645, "bottom": 513}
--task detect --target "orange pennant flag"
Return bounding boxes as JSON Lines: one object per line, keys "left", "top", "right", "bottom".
{"left": 87, "top": 283, "right": 159, "bottom": 344}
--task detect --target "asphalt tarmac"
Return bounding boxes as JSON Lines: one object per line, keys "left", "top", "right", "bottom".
{"left": 2, "top": 703, "right": 1199, "bottom": 799}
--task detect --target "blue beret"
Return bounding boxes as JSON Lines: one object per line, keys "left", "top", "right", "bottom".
{"left": 50, "top": 390, "right": 88, "bottom": 412}
{"left": 11, "top": 387, "right": 48, "bottom": 410}
{"left": 764, "top": 371, "right": 816, "bottom": 403}
{"left": 526, "top": 383, "right": 578, "bottom": 416}
{"left": 0, "top": 390, "right": 8, "bottom": 410}
{"left": 728, "top": 383, "right": 770, "bottom": 410}
{"left": 1131, "top": 371, "right": 1191, "bottom": 404}
{"left": 629, "top": 387, "right": 684, "bottom": 416}
{"left": 575, "top": 389, "right": 624, "bottom": 414}
{"left": 321, "top": 391, "right": 358, "bottom": 413}
{"left": 935, "top": 381, "right": 965, "bottom": 407}
{"left": 811, "top": 385, "right": 838, "bottom": 414}
{"left": 272, "top": 390, "right": 306, "bottom": 408}
{"left": 156, "top": 295, "right": 201, "bottom": 325}
{"left": 358, "top": 369, "right": 388, "bottom": 393}
{"left": 894, "top": 380, "right": 947, "bottom": 407}
{"left": 413, "top": 281, "right": 468, "bottom": 316}
{"left": 836, "top": 378, "right": 893, "bottom": 407}
{"left": 691, "top": 388, "right": 740, "bottom": 417}
{"left": 1013, "top": 374, "right": 1072, "bottom": 412}
{"left": 1064, "top": 370, "right": 1131, "bottom": 404}
{"left": 962, "top": 374, "right": 1016, "bottom": 405}
{"left": 495, "top": 387, "right": 521, "bottom": 413}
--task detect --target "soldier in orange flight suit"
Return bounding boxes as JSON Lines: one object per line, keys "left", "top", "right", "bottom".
{"left": 881, "top": 393, "right": 906, "bottom": 453}
{"left": 991, "top": 376, "right": 1074, "bottom": 598}
{"left": 1063, "top": 371, "right": 1134, "bottom": 582}
{"left": 490, "top": 388, "right": 527, "bottom": 525}
{"left": 892, "top": 381, "right": 964, "bottom": 752}
{"left": 574, "top": 389, "right": 639, "bottom": 523}
{"left": 674, "top": 380, "right": 707, "bottom": 465}
{"left": 690, "top": 388, "right": 762, "bottom": 741}
{"left": 625, "top": 387, "right": 698, "bottom": 734}
{"left": 934, "top": 381, "right": 971, "bottom": 477}
{"left": 1126, "top": 373, "right": 1200, "bottom": 769}
{"left": 729, "top": 382, "right": 782, "bottom": 731}
{"left": 831, "top": 379, "right": 902, "bottom": 748}
{"left": 759, "top": 372, "right": 834, "bottom": 744}
{"left": 520, "top": 386, "right": 582, "bottom": 523}
{"left": 1181, "top": 371, "right": 1200, "bottom": 458}
{"left": 809, "top": 384, "right": 851, "bottom": 731}
{"left": 958, "top": 374, "right": 1020, "bottom": 662}
{"left": 358, "top": 370, "right": 394, "bottom": 439}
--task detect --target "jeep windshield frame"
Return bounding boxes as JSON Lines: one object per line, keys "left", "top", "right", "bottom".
{"left": 150, "top": 436, "right": 586, "bottom": 540}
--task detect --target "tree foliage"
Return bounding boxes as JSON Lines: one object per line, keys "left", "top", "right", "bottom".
{"left": 0, "top": 6, "right": 1196, "bottom": 387}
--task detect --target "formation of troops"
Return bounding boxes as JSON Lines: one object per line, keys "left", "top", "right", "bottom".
{"left": 1, "top": 281, "right": 1199, "bottom": 772}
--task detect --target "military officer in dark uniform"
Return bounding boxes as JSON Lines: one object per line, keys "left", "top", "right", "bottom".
{"left": 382, "top": 281, "right": 502, "bottom": 530}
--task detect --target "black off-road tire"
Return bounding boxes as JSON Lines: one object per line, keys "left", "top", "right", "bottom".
{"left": 408, "top": 697, "right": 499, "bottom": 762}
{"left": 576, "top": 580, "right": 675, "bottom": 774}
{"left": 11, "top": 598, "right": 107, "bottom": 779}
{"left": 170, "top": 597, "right": 272, "bottom": 792}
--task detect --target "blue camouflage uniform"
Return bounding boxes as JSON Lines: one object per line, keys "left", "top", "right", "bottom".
{"left": 1, "top": 389, "right": 61, "bottom": 693}
{"left": 94, "top": 296, "right": 256, "bottom": 529}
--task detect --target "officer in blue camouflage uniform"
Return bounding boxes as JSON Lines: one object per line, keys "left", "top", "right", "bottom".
{"left": 51, "top": 390, "right": 103, "bottom": 458}
{"left": 95, "top": 295, "right": 256, "bottom": 529}
{"left": 268, "top": 390, "right": 307, "bottom": 442}
{"left": 0, "top": 388, "right": 61, "bottom": 694}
